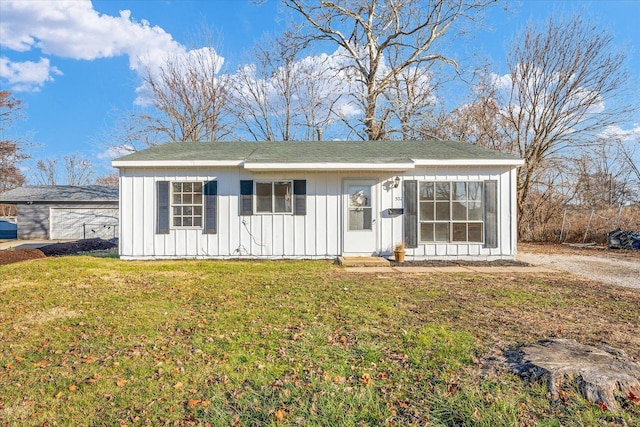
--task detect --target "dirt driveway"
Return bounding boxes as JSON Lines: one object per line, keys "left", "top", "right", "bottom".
{"left": 518, "top": 243, "right": 640, "bottom": 289}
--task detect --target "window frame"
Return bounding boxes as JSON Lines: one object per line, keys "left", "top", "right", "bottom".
{"left": 254, "top": 180, "right": 294, "bottom": 214}
{"left": 418, "top": 181, "right": 484, "bottom": 244}
{"left": 170, "top": 181, "right": 204, "bottom": 229}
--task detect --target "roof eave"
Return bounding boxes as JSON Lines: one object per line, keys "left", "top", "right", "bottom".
{"left": 243, "top": 162, "right": 416, "bottom": 171}
{"left": 412, "top": 158, "right": 525, "bottom": 166}
{"left": 112, "top": 158, "right": 524, "bottom": 169}
{"left": 112, "top": 160, "right": 245, "bottom": 168}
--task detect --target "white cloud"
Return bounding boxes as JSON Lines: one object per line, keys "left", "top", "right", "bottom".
{"left": 489, "top": 72, "right": 512, "bottom": 92}
{"left": 0, "top": 0, "right": 193, "bottom": 91}
{"left": 0, "top": 56, "right": 62, "bottom": 92}
{"left": 598, "top": 124, "right": 640, "bottom": 142}
{"left": 98, "top": 144, "right": 136, "bottom": 159}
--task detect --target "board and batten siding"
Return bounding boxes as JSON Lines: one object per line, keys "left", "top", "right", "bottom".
{"left": 118, "top": 165, "right": 517, "bottom": 260}
{"left": 402, "top": 166, "right": 517, "bottom": 259}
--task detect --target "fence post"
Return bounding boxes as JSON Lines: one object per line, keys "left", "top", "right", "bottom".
{"left": 83, "top": 223, "right": 86, "bottom": 240}
{"left": 583, "top": 210, "right": 594, "bottom": 243}
{"left": 559, "top": 208, "right": 567, "bottom": 242}
{"left": 615, "top": 205, "right": 622, "bottom": 229}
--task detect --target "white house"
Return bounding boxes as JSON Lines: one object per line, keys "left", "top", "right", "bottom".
{"left": 112, "top": 140, "right": 524, "bottom": 260}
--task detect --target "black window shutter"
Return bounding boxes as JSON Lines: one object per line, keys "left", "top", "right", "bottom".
{"left": 484, "top": 180, "right": 498, "bottom": 248}
{"left": 157, "top": 181, "right": 170, "bottom": 234}
{"left": 240, "top": 180, "right": 253, "bottom": 215}
{"left": 293, "top": 180, "right": 306, "bottom": 215}
{"left": 204, "top": 181, "right": 217, "bottom": 234}
{"left": 403, "top": 180, "right": 418, "bottom": 248}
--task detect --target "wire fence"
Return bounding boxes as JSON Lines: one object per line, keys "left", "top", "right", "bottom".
{"left": 556, "top": 204, "right": 640, "bottom": 244}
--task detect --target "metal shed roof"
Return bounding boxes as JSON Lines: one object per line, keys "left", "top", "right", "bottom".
{"left": 0, "top": 185, "right": 119, "bottom": 203}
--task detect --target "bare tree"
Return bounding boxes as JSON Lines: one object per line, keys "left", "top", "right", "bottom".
{"left": 284, "top": 0, "right": 496, "bottom": 140}
{"left": 383, "top": 65, "right": 438, "bottom": 140}
{"left": 35, "top": 158, "right": 58, "bottom": 186}
{"left": 498, "top": 15, "right": 632, "bottom": 227}
{"left": 518, "top": 158, "right": 575, "bottom": 241}
{"left": 110, "top": 28, "right": 233, "bottom": 149}
{"left": 425, "top": 70, "right": 510, "bottom": 149}
{"left": 34, "top": 155, "right": 94, "bottom": 186}
{"left": 95, "top": 173, "right": 119, "bottom": 187}
{"left": 231, "top": 36, "right": 296, "bottom": 141}
{"left": 231, "top": 33, "right": 342, "bottom": 141}
{"left": 0, "top": 91, "right": 30, "bottom": 216}
{"left": 573, "top": 139, "right": 639, "bottom": 208}
{"left": 135, "top": 46, "right": 232, "bottom": 144}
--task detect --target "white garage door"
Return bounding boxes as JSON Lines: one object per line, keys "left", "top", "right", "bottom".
{"left": 50, "top": 208, "right": 118, "bottom": 240}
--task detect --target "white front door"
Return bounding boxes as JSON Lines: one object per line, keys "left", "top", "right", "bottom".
{"left": 343, "top": 179, "right": 377, "bottom": 255}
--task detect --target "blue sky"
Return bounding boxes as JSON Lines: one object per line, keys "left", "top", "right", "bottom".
{"left": 1, "top": 0, "right": 639, "bottom": 181}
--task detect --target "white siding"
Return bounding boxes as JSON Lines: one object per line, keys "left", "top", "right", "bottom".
{"left": 118, "top": 165, "right": 519, "bottom": 260}
{"left": 50, "top": 208, "right": 118, "bottom": 240}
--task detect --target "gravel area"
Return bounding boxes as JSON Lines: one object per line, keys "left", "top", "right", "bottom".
{"left": 518, "top": 244, "right": 640, "bottom": 289}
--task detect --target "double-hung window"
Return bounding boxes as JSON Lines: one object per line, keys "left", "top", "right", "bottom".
{"left": 172, "top": 182, "right": 203, "bottom": 227}
{"left": 419, "top": 181, "right": 483, "bottom": 243}
{"left": 256, "top": 181, "right": 292, "bottom": 214}
{"left": 156, "top": 180, "right": 216, "bottom": 234}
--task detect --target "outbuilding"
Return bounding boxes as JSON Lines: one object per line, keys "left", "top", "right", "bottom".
{"left": 112, "top": 140, "right": 524, "bottom": 260}
{"left": 0, "top": 186, "right": 119, "bottom": 240}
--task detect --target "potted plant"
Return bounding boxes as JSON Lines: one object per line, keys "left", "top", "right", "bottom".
{"left": 394, "top": 242, "right": 406, "bottom": 263}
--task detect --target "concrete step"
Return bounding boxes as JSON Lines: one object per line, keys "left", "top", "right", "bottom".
{"left": 337, "top": 256, "right": 390, "bottom": 267}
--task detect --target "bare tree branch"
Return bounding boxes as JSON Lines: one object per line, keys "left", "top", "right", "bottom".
{"left": 284, "top": 0, "right": 497, "bottom": 140}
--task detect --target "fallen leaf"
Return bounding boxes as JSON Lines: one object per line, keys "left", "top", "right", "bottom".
{"left": 68, "top": 385, "right": 77, "bottom": 392}
{"left": 558, "top": 390, "right": 567, "bottom": 403}
{"left": 173, "top": 382, "right": 184, "bottom": 389}
{"left": 376, "top": 371, "right": 389, "bottom": 380}
{"left": 55, "top": 392, "right": 64, "bottom": 399}
{"left": 187, "top": 399, "right": 201, "bottom": 408}
{"left": 274, "top": 409, "right": 285, "bottom": 422}
{"left": 597, "top": 401, "right": 608, "bottom": 411}
{"left": 359, "top": 373, "right": 373, "bottom": 386}
{"left": 116, "top": 378, "right": 128, "bottom": 387}
{"left": 629, "top": 392, "right": 639, "bottom": 403}
{"left": 446, "top": 383, "right": 459, "bottom": 396}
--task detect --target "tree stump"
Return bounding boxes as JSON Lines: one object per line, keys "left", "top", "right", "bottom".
{"left": 505, "top": 338, "right": 640, "bottom": 411}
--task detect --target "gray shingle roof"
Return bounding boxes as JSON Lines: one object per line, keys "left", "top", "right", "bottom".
{"left": 0, "top": 185, "right": 118, "bottom": 203}
{"left": 113, "top": 140, "right": 521, "bottom": 165}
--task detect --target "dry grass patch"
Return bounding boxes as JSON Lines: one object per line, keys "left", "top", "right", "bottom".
{"left": 20, "top": 306, "right": 81, "bottom": 326}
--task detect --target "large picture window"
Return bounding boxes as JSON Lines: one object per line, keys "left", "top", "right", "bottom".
{"left": 256, "top": 181, "right": 292, "bottom": 213}
{"left": 172, "top": 182, "right": 203, "bottom": 227}
{"left": 419, "top": 181, "right": 483, "bottom": 243}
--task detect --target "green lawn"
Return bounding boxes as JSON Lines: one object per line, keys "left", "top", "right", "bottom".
{"left": 1, "top": 257, "right": 639, "bottom": 426}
